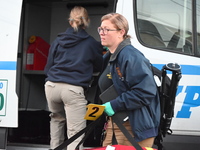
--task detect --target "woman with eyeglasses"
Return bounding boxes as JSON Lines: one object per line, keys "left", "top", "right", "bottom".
{"left": 44, "top": 6, "right": 103, "bottom": 150}
{"left": 98, "top": 13, "right": 160, "bottom": 148}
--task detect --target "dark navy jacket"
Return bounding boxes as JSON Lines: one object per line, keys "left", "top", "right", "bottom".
{"left": 106, "top": 39, "right": 160, "bottom": 142}
{"left": 44, "top": 27, "right": 103, "bottom": 89}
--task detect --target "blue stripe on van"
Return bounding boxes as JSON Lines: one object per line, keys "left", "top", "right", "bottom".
{"left": 0, "top": 61, "right": 16, "bottom": 70}
{"left": 153, "top": 64, "right": 200, "bottom": 75}
{"left": 0, "top": 61, "right": 199, "bottom": 75}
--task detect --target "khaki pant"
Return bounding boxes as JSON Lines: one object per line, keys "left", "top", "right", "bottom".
{"left": 45, "top": 81, "right": 87, "bottom": 150}
{"left": 103, "top": 118, "right": 155, "bottom": 148}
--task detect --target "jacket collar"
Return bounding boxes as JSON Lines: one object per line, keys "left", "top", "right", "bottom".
{"left": 109, "top": 38, "right": 131, "bottom": 62}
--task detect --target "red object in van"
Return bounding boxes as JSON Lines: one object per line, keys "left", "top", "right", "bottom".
{"left": 26, "top": 35, "right": 50, "bottom": 70}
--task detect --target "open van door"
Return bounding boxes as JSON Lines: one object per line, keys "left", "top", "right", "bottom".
{"left": 0, "top": 0, "right": 23, "bottom": 148}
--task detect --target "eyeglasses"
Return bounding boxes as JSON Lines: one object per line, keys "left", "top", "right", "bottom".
{"left": 97, "top": 27, "right": 121, "bottom": 35}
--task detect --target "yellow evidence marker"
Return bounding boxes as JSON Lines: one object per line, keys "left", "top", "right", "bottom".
{"left": 84, "top": 104, "right": 105, "bottom": 121}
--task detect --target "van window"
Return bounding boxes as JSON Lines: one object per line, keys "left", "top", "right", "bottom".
{"left": 135, "top": 0, "right": 197, "bottom": 56}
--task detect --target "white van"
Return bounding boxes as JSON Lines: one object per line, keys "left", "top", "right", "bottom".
{"left": 0, "top": 0, "right": 200, "bottom": 150}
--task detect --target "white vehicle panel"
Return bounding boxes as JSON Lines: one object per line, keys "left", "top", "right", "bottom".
{"left": 0, "top": 0, "right": 23, "bottom": 127}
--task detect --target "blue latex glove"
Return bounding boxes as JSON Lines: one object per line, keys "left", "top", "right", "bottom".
{"left": 102, "top": 102, "right": 115, "bottom": 116}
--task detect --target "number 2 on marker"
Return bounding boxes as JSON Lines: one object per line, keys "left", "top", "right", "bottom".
{"left": 89, "top": 107, "right": 99, "bottom": 117}
{"left": 84, "top": 104, "right": 105, "bottom": 120}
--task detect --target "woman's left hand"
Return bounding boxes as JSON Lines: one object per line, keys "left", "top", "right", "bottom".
{"left": 102, "top": 102, "right": 115, "bottom": 116}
